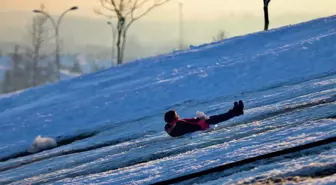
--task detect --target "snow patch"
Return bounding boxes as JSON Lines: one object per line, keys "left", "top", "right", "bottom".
{"left": 27, "top": 135, "right": 57, "bottom": 153}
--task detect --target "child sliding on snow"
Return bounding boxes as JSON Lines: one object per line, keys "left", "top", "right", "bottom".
{"left": 164, "top": 100, "right": 244, "bottom": 137}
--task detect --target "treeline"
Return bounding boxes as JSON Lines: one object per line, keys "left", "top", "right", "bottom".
{"left": 0, "top": 46, "right": 108, "bottom": 94}
{"left": 0, "top": 4, "right": 106, "bottom": 94}
{"left": 0, "top": 45, "right": 84, "bottom": 94}
{"left": 2, "top": 45, "right": 56, "bottom": 93}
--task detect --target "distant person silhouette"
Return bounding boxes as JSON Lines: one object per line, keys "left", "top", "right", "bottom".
{"left": 164, "top": 100, "right": 244, "bottom": 137}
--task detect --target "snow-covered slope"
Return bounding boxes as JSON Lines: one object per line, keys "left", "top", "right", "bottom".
{"left": 0, "top": 15, "right": 335, "bottom": 185}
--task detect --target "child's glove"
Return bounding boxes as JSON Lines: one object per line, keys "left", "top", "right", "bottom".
{"left": 196, "top": 111, "right": 209, "bottom": 120}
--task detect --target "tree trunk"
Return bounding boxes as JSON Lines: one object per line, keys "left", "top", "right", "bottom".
{"left": 112, "top": 30, "right": 116, "bottom": 65}
{"left": 116, "top": 23, "right": 123, "bottom": 65}
{"left": 264, "top": 6, "right": 269, "bottom": 31}
{"left": 120, "top": 29, "right": 127, "bottom": 64}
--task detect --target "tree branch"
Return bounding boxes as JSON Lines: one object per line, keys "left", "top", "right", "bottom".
{"left": 125, "top": 0, "right": 144, "bottom": 17}
{"left": 94, "top": 7, "right": 117, "bottom": 19}
{"left": 110, "top": 0, "right": 122, "bottom": 17}
{"left": 100, "top": 0, "right": 114, "bottom": 11}
{"left": 134, "top": 0, "right": 170, "bottom": 21}
{"left": 95, "top": 0, "right": 121, "bottom": 18}
{"left": 125, "top": 0, "right": 171, "bottom": 30}
{"left": 119, "top": 0, "right": 126, "bottom": 13}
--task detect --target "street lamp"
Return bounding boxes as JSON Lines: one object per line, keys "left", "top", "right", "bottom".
{"left": 107, "top": 21, "right": 117, "bottom": 66}
{"left": 33, "top": 6, "right": 78, "bottom": 80}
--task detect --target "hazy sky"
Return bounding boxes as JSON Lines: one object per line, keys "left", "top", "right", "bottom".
{"left": 1, "top": 0, "right": 335, "bottom": 20}
{"left": 1, "top": 0, "right": 335, "bottom": 57}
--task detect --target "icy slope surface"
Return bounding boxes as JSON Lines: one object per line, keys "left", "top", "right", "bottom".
{"left": 0, "top": 15, "right": 335, "bottom": 184}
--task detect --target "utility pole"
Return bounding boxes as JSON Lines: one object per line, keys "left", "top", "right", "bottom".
{"left": 33, "top": 6, "right": 78, "bottom": 81}
{"left": 179, "top": 2, "right": 184, "bottom": 50}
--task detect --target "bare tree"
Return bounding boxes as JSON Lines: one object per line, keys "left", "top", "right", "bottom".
{"left": 25, "top": 4, "right": 51, "bottom": 86}
{"left": 263, "top": 0, "right": 271, "bottom": 31}
{"left": 212, "top": 30, "right": 226, "bottom": 42}
{"left": 3, "top": 45, "right": 27, "bottom": 93}
{"left": 95, "top": 0, "right": 172, "bottom": 65}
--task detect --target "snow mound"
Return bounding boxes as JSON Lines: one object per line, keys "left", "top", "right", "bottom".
{"left": 27, "top": 135, "right": 57, "bottom": 153}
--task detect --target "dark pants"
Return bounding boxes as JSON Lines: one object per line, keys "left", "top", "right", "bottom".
{"left": 206, "top": 111, "right": 235, "bottom": 125}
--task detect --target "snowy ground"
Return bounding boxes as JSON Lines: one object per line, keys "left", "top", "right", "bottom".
{"left": 0, "top": 15, "right": 336, "bottom": 184}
